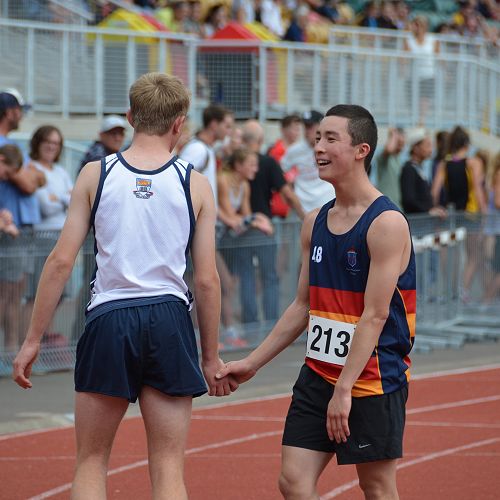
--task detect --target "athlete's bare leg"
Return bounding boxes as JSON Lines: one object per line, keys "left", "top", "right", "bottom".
{"left": 356, "top": 459, "right": 399, "bottom": 500}
{"left": 279, "top": 445, "right": 333, "bottom": 499}
{"left": 139, "top": 386, "right": 193, "bottom": 500}
{"left": 71, "top": 392, "right": 129, "bottom": 500}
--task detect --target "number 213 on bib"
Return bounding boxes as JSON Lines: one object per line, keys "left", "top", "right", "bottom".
{"left": 306, "top": 314, "right": 356, "bottom": 366}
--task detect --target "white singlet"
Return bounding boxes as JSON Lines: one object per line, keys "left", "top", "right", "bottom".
{"left": 87, "top": 153, "right": 195, "bottom": 312}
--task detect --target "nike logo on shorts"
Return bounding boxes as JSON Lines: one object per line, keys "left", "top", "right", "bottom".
{"left": 358, "top": 443, "right": 372, "bottom": 449}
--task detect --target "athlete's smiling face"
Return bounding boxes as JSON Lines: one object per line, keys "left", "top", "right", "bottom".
{"left": 314, "top": 115, "right": 360, "bottom": 182}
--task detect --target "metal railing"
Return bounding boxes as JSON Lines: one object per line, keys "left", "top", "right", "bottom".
{"left": 0, "top": 212, "right": 499, "bottom": 375}
{"left": 328, "top": 25, "right": 499, "bottom": 61}
{"left": 0, "top": 18, "right": 498, "bottom": 133}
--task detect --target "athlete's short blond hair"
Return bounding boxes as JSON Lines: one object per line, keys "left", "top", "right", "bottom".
{"left": 129, "top": 72, "right": 190, "bottom": 135}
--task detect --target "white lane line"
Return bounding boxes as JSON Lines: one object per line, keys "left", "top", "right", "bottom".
{"left": 408, "top": 421, "right": 500, "bottom": 429}
{"left": 27, "top": 430, "right": 282, "bottom": 500}
{"left": 407, "top": 394, "right": 500, "bottom": 414}
{"left": 411, "top": 363, "right": 500, "bottom": 380}
{"left": 191, "top": 415, "right": 284, "bottom": 422}
{"left": 321, "top": 437, "right": 500, "bottom": 499}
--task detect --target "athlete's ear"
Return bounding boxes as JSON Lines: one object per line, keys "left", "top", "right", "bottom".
{"left": 172, "top": 115, "right": 186, "bottom": 136}
{"left": 126, "top": 109, "right": 134, "bottom": 128}
{"left": 355, "top": 143, "right": 370, "bottom": 161}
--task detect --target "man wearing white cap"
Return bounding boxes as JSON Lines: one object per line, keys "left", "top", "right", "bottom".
{"left": 79, "top": 115, "right": 127, "bottom": 172}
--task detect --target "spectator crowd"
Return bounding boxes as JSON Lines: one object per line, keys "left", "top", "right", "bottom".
{"left": 1, "top": 77, "right": 500, "bottom": 354}
{"left": 12, "top": 0, "right": 500, "bottom": 45}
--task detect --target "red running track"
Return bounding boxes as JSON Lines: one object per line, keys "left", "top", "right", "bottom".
{"left": 1, "top": 365, "right": 499, "bottom": 499}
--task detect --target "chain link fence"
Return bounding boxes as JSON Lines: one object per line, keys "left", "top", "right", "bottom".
{"left": 1, "top": 213, "right": 499, "bottom": 376}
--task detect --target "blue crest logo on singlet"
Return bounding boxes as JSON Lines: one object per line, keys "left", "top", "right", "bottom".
{"left": 347, "top": 248, "right": 357, "bottom": 267}
{"left": 346, "top": 248, "right": 360, "bottom": 275}
{"left": 133, "top": 178, "right": 154, "bottom": 199}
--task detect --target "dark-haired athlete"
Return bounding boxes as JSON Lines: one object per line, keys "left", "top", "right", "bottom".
{"left": 217, "top": 104, "right": 415, "bottom": 499}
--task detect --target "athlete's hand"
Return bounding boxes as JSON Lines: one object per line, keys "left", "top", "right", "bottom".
{"left": 12, "top": 339, "right": 41, "bottom": 389}
{"left": 203, "top": 358, "right": 239, "bottom": 397}
{"left": 326, "top": 386, "right": 351, "bottom": 443}
{"left": 215, "top": 358, "right": 257, "bottom": 385}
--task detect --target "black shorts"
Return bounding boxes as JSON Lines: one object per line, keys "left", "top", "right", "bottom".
{"left": 75, "top": 298, "right": 207, "bottom": 403}
{"left": 282, "top": 364, "right": 408, "bottom": 465}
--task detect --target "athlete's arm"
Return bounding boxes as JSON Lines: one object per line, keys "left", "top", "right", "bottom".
{"left": 190, "top": 171, "right": 233, "bottom": 396}
{"left": 216, "top": 209, "right": 318, "bottom": 384}
{"left": 12, "top": 161, "right": 99, "bottom": 389}
{"left": 431, "top": 160, "right": 445, "bottom": 207}
{"left": 326, "top": 210, "right": 410, "bottom": 443}
{"left": 468, "top": 156, "right": 488, "bottom": 214}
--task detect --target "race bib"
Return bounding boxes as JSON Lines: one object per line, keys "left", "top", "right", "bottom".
{"left": 306, "top": 314, "right": 356, "bottom": 366}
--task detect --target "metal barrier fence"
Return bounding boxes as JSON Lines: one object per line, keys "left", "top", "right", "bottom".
{"left": 0, "top": 212, "right": 499, "bottom": 376}
{"left": 0, "top": 18, "right": 498, "bottom": 133}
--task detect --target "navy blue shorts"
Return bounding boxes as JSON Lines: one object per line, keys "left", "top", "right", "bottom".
{"left": 282, "top": 364, "right": 408, "bottom": 465}
{"left": 75, "top": 299, "right": 207, "bottom": 402}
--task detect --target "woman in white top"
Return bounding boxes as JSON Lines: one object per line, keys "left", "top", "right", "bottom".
{"left": 405, "top": 16, "right": 439, "bottom": 126}
{"left": 30, "top": 125, "right": 73, "bottom": 231}
{"left": 25, "top": 125, "right": 74, "bottom": 329}
{"left": 217, "top": 148, "right": 272, "bottom": 347}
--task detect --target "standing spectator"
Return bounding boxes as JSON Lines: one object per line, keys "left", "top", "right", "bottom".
{"left": 377, "top": 1, "right": 398, "bottom": 29}
{"left": 432, "top": 126, "right": 488, "bottom": 301}
{"left": 431, "top": 130, "right": 450, "bottom": 207}
{"left": 179, "top": 104, "right": 233, "bottom": 204}
{"left": 0, "top": 90, "right": 45, "bottom": 351}
{"left": 268, "top": 113, "right": 302, "bottom": 218}
{"left": 156, "top": 0, "right": 192, "bottom": 33}
{"left": 203, "top": 4, "right": 228, "bottom": 37}
{"left": 283, "top": 5, "right": 309, "bottom": 42}
{"left": 238, "top": 120, "right": 304, "bottom": 331}
{"left": 79, "top": 115, "right": 127, "bottom": 173}
{"left": 0, "top": 144, "right": 24, "bottom": 352}
{"left": 260, "top": 0, "right": 285, "bottom": 37}
{"left": 281, "top": 110, "right": 334, "bottom": 213}
{"left": 358, "top": 1, "right": 379, "bottom": 28}
{"left": 232, "top": 0, "right": 255, "bottom": 23}
{"left": 217, "top": 148, "right": 273, "bottom": 346}
{"left": 24, "top": 126, "right": 74, "bottom": 335}
{"left": 268, "top": 114, "right": 302, "bottom": 164}
{"left": 400, "top": 128, "right": 446, "bottom": 217}
{"left": 394, "top": 0, "right": 410, "bottom": 30}
{"left": 0, "top": 89, "right": 45, "bottom": 223}
{"left": 30, "top": 126, "right": 73, "bottom": 231}
{"left": 376, "top": 127, "right": 405, "bottom": 207}
{"left": 185, "top": 0, "right": 205, "bottom": 36}
{"left": 405, "top": 16, "right": 439, "bottom": 126}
